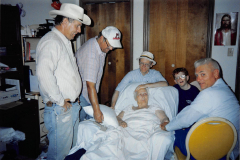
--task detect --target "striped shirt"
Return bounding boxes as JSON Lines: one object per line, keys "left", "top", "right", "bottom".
{"left": 36, "top": 28, "right": 82, "bottom": 106}
{"left": 116, "top": 68, "right": 166, "bottom": 92}
{"left": 75, "top": 37, "right": 106, "bottom": 103}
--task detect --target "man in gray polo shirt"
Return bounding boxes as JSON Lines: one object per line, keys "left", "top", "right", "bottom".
{"left": 75, "top": 26, "right": 122, "bottom": 123}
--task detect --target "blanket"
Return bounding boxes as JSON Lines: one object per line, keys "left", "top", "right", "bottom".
{"left": 70, "top": 105, "right": 174, "bottom": 160}
{"left": 69, "top": 83, "right": 178, "bottom": 160}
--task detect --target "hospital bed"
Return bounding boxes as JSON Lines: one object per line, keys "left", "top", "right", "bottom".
{"left": 68, "top": 82, "right": 179, "bottom": 160}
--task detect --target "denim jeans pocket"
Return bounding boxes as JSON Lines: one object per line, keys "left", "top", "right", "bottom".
{"left": 44, "top": 107, "right": 53, "bottom": 131}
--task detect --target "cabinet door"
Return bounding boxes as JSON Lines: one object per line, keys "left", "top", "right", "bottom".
{"left": 16, "top": 100, "right": 40, "bottom": 158}
{"left": 148, "top": 0, "right": 209, "bottom": 85}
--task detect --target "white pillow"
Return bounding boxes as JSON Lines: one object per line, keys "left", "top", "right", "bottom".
{"left": 114, "top": 82, "right": 178, "bottom": 120}
{"left": 83, "top": 104, "right": 119, "bottom": 128}
{"left": 115, "top": 82, "right": 144, "bottom": 115}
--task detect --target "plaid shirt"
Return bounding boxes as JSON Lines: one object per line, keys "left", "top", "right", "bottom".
{"left": 75, "top": 37, "right": 106, "bottom": 103}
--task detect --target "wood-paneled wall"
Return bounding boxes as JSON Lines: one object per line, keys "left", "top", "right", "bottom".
{"left": 147, "top": 0, "right": 210, "bottom": 86}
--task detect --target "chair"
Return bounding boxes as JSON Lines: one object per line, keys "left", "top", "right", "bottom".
{"left": 174, "top": 117, "right": 237, "bottom": 160}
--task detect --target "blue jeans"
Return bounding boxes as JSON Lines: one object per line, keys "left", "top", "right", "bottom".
{"left": 44, "top": 102, "right": 80, "bottom": 160}
{"left": 79, "top": 95, "right": 92, "bottom": 121}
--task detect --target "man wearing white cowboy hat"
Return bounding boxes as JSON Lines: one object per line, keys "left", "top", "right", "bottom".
{"left": 36, "top": 3, "right": 91, "bottom": 160}
{"left": 111, "top": 51, "right": 168, "bottom": 109}
{"left": 75, "top": 26, "right": 122, "bottom": 123}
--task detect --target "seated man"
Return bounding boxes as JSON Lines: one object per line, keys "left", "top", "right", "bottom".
{"left": 161, "top": 58, "right": 239, "bottom": 160}
{"left": 68, "top": 86, "right": 175, "bottom": 160}
{"left": 111, "top": 51, "right": 168, "bottom": 109}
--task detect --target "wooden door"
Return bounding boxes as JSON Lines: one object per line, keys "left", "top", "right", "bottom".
{"left": 146, "top": 0, "right": 212, "bottom": 86}
{"left": 83, "top": 1, "right": 132, "bottom": 105}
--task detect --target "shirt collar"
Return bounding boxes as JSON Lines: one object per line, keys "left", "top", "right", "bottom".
{"left": 52, "top": 27, "right": 71, "bottom": 45}
{"left": 212, "top": 78, "right": 223, "bottom": 87}
{"left": 94, "top": 36, "right": 106, "bottom": 56}
{"left": 138, "top": 68, "right": 151, "bottom": 76}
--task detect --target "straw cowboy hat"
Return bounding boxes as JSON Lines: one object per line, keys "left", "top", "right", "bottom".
{"left": 49, "top": 3, "right": 91, "bottom": 25}
{"left": 136, "top": 51, "right": 156, "bottom": 65}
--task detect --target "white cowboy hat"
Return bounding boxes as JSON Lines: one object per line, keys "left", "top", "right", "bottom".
{"left": 102, "top": 26, "right": 122, "bottom": 48}
{"left": 49, "top": 3, "right": 91, "bottom": 25}
{"left": 136, "top": 51, "right": 156, "bottom": 65}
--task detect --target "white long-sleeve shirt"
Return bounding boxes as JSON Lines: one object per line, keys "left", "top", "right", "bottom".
{"left": 36, "top": 27, "right": 82, "bottom": 106}
{"left": 166, "top": 78, "right": 239, "bottom": 159}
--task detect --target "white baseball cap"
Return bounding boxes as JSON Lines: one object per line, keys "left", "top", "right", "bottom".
{"left": 49, "top": 3, "right": 91, "bottom": 25}
{"left": 136, "top": 51, "right": 156, "bottom": 65}
{"left": 102, "top": 26, "right": 122, "bottom": 48}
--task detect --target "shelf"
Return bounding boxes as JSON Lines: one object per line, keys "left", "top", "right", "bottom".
{"left": 23, "top": 37, "right": 41, "bottom": 39}
{"left": 25, "top": 60, "right": 36, "bottom": 62}
{"left": 0, "top": 71, "right": 22, "bottom": 79}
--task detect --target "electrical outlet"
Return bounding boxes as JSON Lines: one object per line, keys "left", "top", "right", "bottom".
{"left": 227, "top": 48, "right": 234, "bottom": 56}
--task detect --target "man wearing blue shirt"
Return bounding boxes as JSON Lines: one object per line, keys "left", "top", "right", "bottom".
{"left": 161, "top": 58, "right": 239, "bottom": 160}
{"left": 111, "top": 51, "right": 168, "bottom": 109}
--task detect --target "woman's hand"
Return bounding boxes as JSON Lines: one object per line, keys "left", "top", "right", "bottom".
{"left": 135, "top": 84, "right": 148, "bottom": 91}
{"left": 119, "top": 121, "right": 127, "bottom": 128}
{"left": 160, "top": 121, "right": 169, "bottom": 131}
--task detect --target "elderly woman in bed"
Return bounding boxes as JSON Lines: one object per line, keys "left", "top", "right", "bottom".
{"left": 117, "top": 87, "right": 169, "bottom": 128}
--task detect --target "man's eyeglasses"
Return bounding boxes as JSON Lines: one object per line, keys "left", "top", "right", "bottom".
{"left": 104, "top": 38, "right": 114, "bottom": 50}
{"left": 175, "top": 75, "right": 186, "bottom": 80}
{"left": 139, "top": 62, "right": 151, "bottom": 68}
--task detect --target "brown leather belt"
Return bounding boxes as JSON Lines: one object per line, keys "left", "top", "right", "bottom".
{"left": 46, "top": 98, "right": 79, "bottom": 107}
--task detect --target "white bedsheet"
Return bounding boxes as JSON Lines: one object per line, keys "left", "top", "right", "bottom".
{"left": 69, "top": 83, "right": 178, "bottom": 160}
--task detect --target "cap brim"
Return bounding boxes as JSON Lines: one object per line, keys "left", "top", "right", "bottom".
{"left": 108, "top": 39, "right": 122, "bottom": 48}
{"left": 136, "top": 57, "right": 156, "bottom": 65}
{"left": 49, "top": 10, "right": 91, "bottom": 25}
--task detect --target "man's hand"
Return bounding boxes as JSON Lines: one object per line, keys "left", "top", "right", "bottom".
{"left": 135, "top": 84, "right": 148, "bottom": 92}
{"left": 119, "top": 121, "right": 127, "bottom": 128}
{"left": 160, "top": 121, "right": 169, "bottom": 131}
{"left": 62, "top": 98, "right": 72, "bottom": 112}
{"left": 94, "top": 109, "right": 104, "bottom": 123}
{"left": 110, "top": 106, "right": 115, "bottom": 110}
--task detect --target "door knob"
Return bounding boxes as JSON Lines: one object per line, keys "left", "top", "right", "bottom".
{"left": 108, "top": 62, "right": 111, "bottom": 65}
{"left": 172, "top": 64, "right": 175, "bottom": 67}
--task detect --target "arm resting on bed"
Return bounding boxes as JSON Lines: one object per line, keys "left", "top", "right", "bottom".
{"left": 155, "top": 110, "right": 169, "bottom": 124}
{"left": 117, "top": 111, "right": 127, "bottom": 128}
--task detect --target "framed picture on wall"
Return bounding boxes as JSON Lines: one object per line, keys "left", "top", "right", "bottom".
{"left": 214, "top": 12, "right": 238, "bottom": 46}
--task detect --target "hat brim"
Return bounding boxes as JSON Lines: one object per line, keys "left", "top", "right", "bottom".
{"left": 49, "top": 10, "right": 91, "bottom": 25}
{"left": 136, "top": 57, "right": 156, "bottom": 65}
{"left": 108, "top": 39, "right": 122, "bottom": 48}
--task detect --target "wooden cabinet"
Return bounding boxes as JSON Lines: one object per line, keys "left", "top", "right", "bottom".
{"left": 25, "top": 93, "right": 48, "bottom": 141}
{"left": 23, "top": 37, "right": 49, "bottom": 141}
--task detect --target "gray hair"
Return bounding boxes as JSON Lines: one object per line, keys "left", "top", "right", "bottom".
{"left": 194, "top": 58, "right": 221, "bottom": 74}
{"left": 134, "top": 87, "right": 149, "bottom": 100}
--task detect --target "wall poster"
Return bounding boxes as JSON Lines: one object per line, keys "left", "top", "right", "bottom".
{"left": 214, "top": 12, "right": 238, "bottom": 46}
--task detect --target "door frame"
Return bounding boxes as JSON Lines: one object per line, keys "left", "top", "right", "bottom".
{"left": 143, "top": 0, "right": 215, "bottom": 58}
{"left": 235, "top": 30, "right": 240, "bottom": 101}
{"left": 79, "top": 0, "right": 133, "bottom": 70}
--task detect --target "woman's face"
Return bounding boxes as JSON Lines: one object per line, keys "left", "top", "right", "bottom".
{"left": 136, "top": 88, "right": 148, "bottom": 108}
